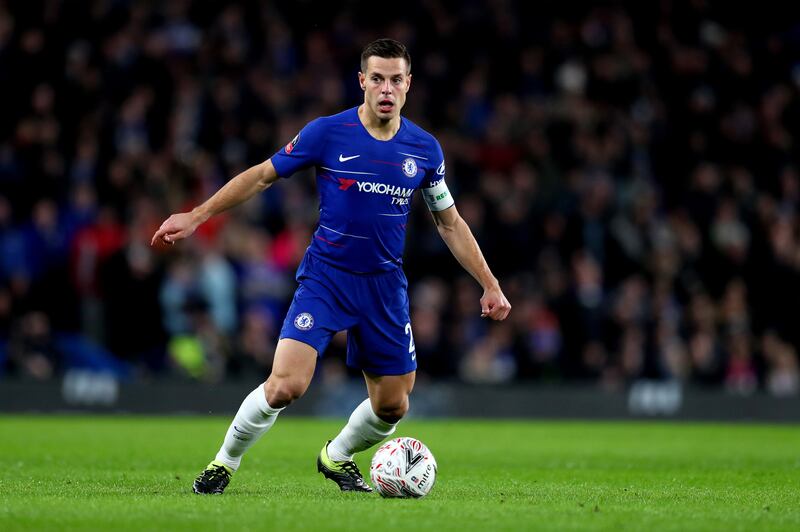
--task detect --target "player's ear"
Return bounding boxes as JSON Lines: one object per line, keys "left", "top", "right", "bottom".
{"left": 358, "top": 71, "right": 366, "bottom": 91}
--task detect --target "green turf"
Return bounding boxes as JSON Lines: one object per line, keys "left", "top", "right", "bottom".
{"left": 0, "top": 416, "right": 798, "bottom": 531}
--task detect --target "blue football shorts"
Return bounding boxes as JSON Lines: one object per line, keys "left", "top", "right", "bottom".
{"left": 279, "top": 253, "right": 417, "bottom": 376}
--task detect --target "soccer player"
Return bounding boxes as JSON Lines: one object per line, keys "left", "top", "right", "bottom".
{"left": 151, "top": 38, "right": 511, "bottom": 494}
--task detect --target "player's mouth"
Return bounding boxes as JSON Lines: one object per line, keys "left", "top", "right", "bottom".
{"left": 378, "top": 99, "right": 394, "bottom": 113}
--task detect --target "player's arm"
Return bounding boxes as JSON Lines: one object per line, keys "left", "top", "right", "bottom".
{"left": 431, "top": 205, "right": 511, "bottom": 321}
{"left": 150, "top": 159, "right": 279, "bottom": 245}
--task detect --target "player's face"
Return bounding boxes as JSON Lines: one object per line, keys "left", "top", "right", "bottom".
{"left": 359, "top": 56, "right": 411, "bottom": 122}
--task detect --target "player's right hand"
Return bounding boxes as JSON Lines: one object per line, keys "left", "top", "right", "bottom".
{"left": 150, "top": 212, "right": 202, "bottom": 246}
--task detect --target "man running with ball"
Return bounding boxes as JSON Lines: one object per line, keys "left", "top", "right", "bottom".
{"left": 151, "top": 38, "right": 511, "bottom": 494}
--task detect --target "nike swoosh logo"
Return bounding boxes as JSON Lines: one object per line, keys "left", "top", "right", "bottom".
{"left": 411, "top": 352, "right": 416, "bottom": 361}
{"left": 339, "top": 154, "right": 360, "bottom": 162}
{"left": 233, "top": 426, "right": 247, "bottom": 434}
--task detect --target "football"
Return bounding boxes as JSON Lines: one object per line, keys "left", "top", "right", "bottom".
{"left": 370, "top": 437, "right": 437, "bottom": 498}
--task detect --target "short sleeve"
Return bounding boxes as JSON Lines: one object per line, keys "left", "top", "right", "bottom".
{"left": 421, "top": 139, "right": 445, "bottom": 188}
{"left": 270, "top": 118, "right": 327, "bottom": 178}
{"left": 420, "top": 139, "right": 455, "bottom": 211}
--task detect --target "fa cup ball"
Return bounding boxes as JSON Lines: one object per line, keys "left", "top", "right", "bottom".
{"left": 370, "top": 437, "right": 437, "bottom": 498}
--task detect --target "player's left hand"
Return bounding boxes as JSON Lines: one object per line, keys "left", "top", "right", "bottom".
{"left": 480, "top": 286, "right": 511, "bottom": 320}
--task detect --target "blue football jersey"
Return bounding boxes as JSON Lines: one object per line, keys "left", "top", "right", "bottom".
{"left": 271, "top": 106, "right": 452, "bottom": 274}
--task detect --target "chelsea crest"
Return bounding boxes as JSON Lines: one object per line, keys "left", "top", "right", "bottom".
{"left": 402, "top": 158, "right": 418, "bottom": 178}
{"left": 294, "top": 312, "right": 314, "bottom": 331}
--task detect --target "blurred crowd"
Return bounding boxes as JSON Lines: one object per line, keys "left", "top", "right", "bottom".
{"left": 1, "top": 0, "right": 800, "bottom": 395}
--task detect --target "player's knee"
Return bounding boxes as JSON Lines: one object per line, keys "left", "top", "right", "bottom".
{"left": 265, "top": 377, "right": 306, "bottom": 408}
{"left": 374, "top": 396, "right": 409, "bottom": 424}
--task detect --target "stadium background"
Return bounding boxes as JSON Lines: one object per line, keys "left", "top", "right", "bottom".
{"left": 1, "top": 0, "right": 799, "bottom": 412}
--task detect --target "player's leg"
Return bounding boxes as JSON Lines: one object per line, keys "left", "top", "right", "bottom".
{"left": 317, "top": 265, "right": 415, "bottom": 491}
{"left": 327, "top": 370, "right": 414, "bottom": 457}
{"left": 193, "top": 338, "right": 316, "bottom": 494}
{"left": 317, "top": 370, "right": 414, "bottom": 492}
{"left": 196, "top": 254, "right": 352, "bottom": 494}
{"left": 215, "top": 338, "right": 317, "bottom": 466}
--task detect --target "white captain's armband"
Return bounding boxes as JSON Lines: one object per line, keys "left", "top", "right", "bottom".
{"left": 421, "top": 178, "right": 455, "bottom": 212}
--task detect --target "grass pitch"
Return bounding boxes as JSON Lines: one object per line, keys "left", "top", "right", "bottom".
{"left": 0, "top": 416, "right": 798, "bottom": 531}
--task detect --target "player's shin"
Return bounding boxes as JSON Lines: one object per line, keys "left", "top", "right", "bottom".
{"left": 214, "top": 384, "right": 284, "bottom": 470}
{"left": 326, "top": 398, "right": 397, "bottom": 462}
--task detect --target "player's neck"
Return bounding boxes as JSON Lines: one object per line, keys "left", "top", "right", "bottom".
{"left": 358, "top": 104, "right": 401, "bottom": 141}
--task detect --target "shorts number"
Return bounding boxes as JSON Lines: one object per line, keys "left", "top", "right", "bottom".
{"left": 405, "top": 322, "right": 416, "bottom": 355}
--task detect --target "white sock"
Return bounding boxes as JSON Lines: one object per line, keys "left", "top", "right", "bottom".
{"left": 326, "top": 398, "right": 397, "bottom": 462}
{"left": 214, "top": 384, "right": 284, "bottom": 470}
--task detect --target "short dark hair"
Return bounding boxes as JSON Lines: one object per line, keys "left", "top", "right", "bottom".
{"left": 360, "top": 38, "right": 411, "bottom": 74}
